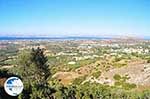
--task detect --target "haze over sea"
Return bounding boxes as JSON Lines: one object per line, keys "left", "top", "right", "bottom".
{"left": 0, "top": 36, "right": 112, "bottom": 41}
{"left": 0, "top": 35, "right": 149, "bottom": 41}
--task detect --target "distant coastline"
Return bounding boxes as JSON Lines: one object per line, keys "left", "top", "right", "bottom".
{"left": 0, "top": 36, "right": 112, "bottom": 40}
{"left": 0, "top": 36, "right": 149, "bottom": 41}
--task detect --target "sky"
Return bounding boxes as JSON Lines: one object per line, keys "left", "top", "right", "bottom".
{"left": 0, "top": 0, "right": 150, "bottom": 37}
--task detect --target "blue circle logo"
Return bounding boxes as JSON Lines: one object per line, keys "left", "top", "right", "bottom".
{"left": 4, "top": 77, "right": 23, "bottom": 96}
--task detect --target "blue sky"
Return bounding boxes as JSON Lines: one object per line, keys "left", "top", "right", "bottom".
{"left": 0, "top": 0, "right": 150, "bottom": 37}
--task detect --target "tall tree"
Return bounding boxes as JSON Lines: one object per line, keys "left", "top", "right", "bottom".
{"left": 31, "top": 47, "right": 50, "bottom": 84}
{"left": 15, "top": 47, "right": 53, "bottom": 99}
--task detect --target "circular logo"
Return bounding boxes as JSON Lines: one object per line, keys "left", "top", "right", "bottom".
{"left": 4, "top": 77, "right": 23, "bottom": 96}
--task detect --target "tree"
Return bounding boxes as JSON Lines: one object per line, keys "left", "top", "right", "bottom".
{"left": 30, "top": 47, "right": 51, "bottom": 84}
{"left": 15, "top": 47, "right": 53, "bottom": 99}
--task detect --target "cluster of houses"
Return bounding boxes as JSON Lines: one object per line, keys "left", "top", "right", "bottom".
{"left": 110, "top": 47, "right": 149, "bottom": 54}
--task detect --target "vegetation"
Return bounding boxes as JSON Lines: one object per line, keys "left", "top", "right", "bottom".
{"left": 11, "top": 47, "right": 54, "bottom": 99}
{"left": 91, "top": 71, "right": 101, "bottom": 78}
{"left": 114, "top": 74, "right": 136, "bottom": 90}
{"left": 0, "top": 40, "right": 150, "bottom": 99}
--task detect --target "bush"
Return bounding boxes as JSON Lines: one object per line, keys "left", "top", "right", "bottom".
{"left": 122, "top": 83, "right": 137, "bottom": 90}
{"left": 113, "top": 74, "right": 121, "bottom": 80}
{"left": 92, "top": 71, "right": 101, "bottom": 78}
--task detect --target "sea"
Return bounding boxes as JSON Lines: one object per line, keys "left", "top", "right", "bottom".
{"left": 0, "top": 36, "right": 112, "bottom": 41}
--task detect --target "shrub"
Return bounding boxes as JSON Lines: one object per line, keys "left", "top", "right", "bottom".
{"left": 113, "top": 74, "right": 121, "bottom": 80}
